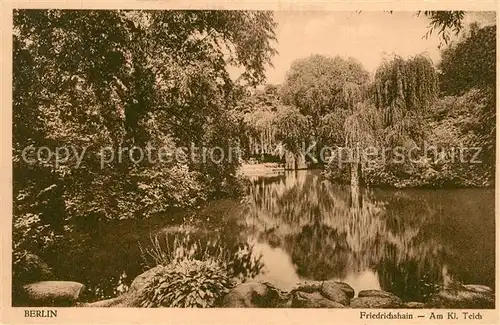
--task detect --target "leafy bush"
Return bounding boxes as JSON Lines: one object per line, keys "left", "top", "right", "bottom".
{"left": 362, "top": 157, "right": 489, "bottom": 189}
{"left": 12, "top": 10, "right": 276, "bottom": 276}
{"left": 137, "top": 229, "right": 263, "bottom": 307}
{"left": 137, "top": 259, "right": 234, "bottom": 308}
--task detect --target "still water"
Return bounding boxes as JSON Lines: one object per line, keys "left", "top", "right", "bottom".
{"left": 47, "top": 170, "right": 495, "bottom": 303}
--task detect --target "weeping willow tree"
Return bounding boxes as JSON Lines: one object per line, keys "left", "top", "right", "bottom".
{"left": 341, "top": 55, "right": 438, "bottom": 205}
{"left": 319, "top": 82, "right": 367, "bottom": 146}
{"left": 373, "top": 55, "right": 439, "bottom": 148}
{"left": 314, "top": 81, "right": 378, "bottom": 207}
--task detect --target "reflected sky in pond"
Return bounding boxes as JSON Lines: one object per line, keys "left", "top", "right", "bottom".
{"left": 241, "top": 170, "right": 495, "bottom": 302}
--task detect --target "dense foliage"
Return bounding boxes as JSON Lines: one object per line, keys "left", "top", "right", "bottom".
{"left": 234, "top": 85, "right": 282, "bottom": 159}
{"left": 325, "top": 23, "right": 495, "bottom": 188}
{"left": 235, "top": 25, "right": 495, "bottom": 188}
{"left": 438, "top": 23, "right": 496, "bottom": 178}
{"left": 235, "top": 55, "right": 371, "bottom": 162}
{"left": 280, "top": 55, "right": 370, "bottom": 151}
{"left": 13, "top": 9, "right": 277, "bottom": 267}
{"left": 138, "top": 259, "right": 234, "bottom": 308}
{"left": 137, "top": 228, "right": 263, "bottom": 307}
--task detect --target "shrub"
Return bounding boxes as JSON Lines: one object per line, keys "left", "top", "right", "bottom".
{"left": 137, "top": 259, "right": 233, "bottom": 308}
{"left": 137, "top": 230, "right": 263, "bottom": 307}
{"left": 66, "top": 159, "right": 207, "bottom": 222}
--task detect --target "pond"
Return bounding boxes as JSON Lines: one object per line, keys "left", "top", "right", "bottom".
{"left": 44, "top": 170, "right": 495, "bottom": 303}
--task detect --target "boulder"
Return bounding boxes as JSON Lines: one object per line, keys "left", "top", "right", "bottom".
{"left": 355, "top": 290, "right": 402, "bottom": 308}
{"left": 82, "top": 266, "right": 171, "bottom": 308}
{"left": 320, "top": 281, "right": 350, "bottom": 306}
{"left": 222, "top": 282, "right": 283, "bottom": 308}
{"left": 331, "top": 281, "right": 355, "bottom": 299}
{"left": 100, "top": 265, "right": 168, "bottom": 307}
{"left": 350, "top": 296, "right": 402, "bottom": 308}
{"left": 358, "top": 290, "right": 401, "bottom": 301}
{"left": 290, "top": 281, "right": 323, "bottom": 294}
{"left": 292, "top": 291, "right": 345, "bottom": 308}
{"left": 128, "top": 265, "right": 164, "bottom": 293}
{"left": 404, "top": 301, "right": 426, "bottom": 308}
{"left": 23, "top": 281, "right": 85, "bottom": 307}
{"left": 428, "top": 288, "right": 494, "bottom": 308}
{"left": 463, "top": 284, "right": 493, "bottom": 294}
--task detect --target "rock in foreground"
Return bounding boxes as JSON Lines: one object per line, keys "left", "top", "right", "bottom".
{"left": 83, "top": 265, "right": 495, "bottom": 310}
{"left": 404, "top": 301, "right": 426, "bottom": 308}
{"left": 351, "top": 290, "right": 402, "bottom": 308}
{"left": 222, "top": 282, "right": 284, "bottom": 307}
{"left": 428, "top": 287, "right": 494, "bottom": 309}
{"left": 292, "top": 291, "right": 345, "bottom": 308}
{"left": 320, "top": 281, "right": 350, "bottom": 306}
{"left": 331, "top": 281, "right": 355, "bottom": 299}
{"left": 463, "top": 284, "right": 494, "bottom": 294}
{"left": 23, "top": 281, "right": 85, "bottom": 307}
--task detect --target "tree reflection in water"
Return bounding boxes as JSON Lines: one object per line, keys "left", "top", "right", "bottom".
{"left": 243, "top": 170, "right": 494, "bottom": 302}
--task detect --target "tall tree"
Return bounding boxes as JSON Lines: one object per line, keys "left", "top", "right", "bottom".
{"left": 281, "top": 55, "right": 369, "bottom": 120}
{"left": 12, "top": 10, "right": 278, "bottom": 257}
{"left": 373, "top": 55, "right": 439, "bottom": 147}
{"left": 340, "top": 55, "right": 438, "bottom": 197}
{"left": 280, "top": 55, "right": 370, "bottom": 161}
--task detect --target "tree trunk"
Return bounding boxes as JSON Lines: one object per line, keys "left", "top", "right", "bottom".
{"left": 284, "top": 150, "right": 295, "bottom": 170}
{"left": 350, "top": 162, "right": 362, "bottom": 209}
{"left": 296, "top": 152, "right": 307, "bottom": 169}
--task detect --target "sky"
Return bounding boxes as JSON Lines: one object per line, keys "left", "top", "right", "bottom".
{"left": 259, "top": 11, "right": 495, "bottom": 85}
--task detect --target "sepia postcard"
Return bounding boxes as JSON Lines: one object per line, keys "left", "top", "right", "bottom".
{"left": 1, "top": 1, "right": 498, "bottom": 324}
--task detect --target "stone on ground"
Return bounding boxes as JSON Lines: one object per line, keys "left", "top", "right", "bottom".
{"left": 82, "top": 296, "right": 126, "bottom": 307}
{"left": 290, "top": 281, "right": 323, "bottom": 294}
{"left": 292, "top": 291, "right": 345, "bottom": 308}
{"left": 350, "top": 296, "right": 402, "bottom": 308}
{"left": 358, "top": 289, "right": 401, "bottom": 301}
{"left": 320, "top": 281, "right": 350, "bottom": 306}
{"left": 428, "top": 288, "right": 494, "bottom": 308}
{"left": 331, "top": 281, "right": 355, "bottom": 298}
{"left": 351, "top": 290, "right": 402, "bottom": 308}
{"left": 222, "top": 282, "right": 283, "bottom": 307}
{"left": 128, "top": 265, "right": 164, "bottom": 293}
{"left": 23, "top": 281, "right": 85, "bottom": 306}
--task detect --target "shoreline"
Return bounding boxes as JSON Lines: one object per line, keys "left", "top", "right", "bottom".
{"left": 238, "top": 164, "right": 494, "bottom": 190}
